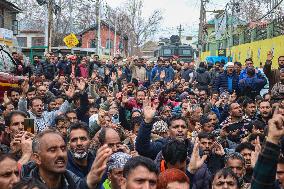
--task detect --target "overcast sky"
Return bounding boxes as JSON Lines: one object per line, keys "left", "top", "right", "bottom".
{"left": 105, "top": 0, "right": 229, "bottom": 41}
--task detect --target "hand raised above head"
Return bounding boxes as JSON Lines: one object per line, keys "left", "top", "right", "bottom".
{"left": 188, "top": 138, "right": 208, "bottom": 174}
{"left": 267, "top": 51, "right": 273, "bottom": 61}
{"left": 143, "top": 97, "right": 156, "bottom": 123}
{"left": 87, "top": 145, "right": 112, "bottom": 188}
{"left": 267, "top": 114, "right": 284, "bottom": 144}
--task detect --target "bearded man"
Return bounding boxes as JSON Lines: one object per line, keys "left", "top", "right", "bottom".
{"left": 67, "top": 122, "right": 94, "bottom": 178}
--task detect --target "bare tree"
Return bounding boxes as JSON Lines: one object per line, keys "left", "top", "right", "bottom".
{"left": 8, "top": 0, "right": 163, "bottom": 54}
{"left": 8, "top": 0, "right": 46, "bottom": 31}
{"left": 237, "top": 0, "right": 282, "bottom": 22}
{"left": 125, "top": 0, "right": 163, "bottom": 55}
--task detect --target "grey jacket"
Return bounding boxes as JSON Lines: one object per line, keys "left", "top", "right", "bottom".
{"left": 18, "top": 97, "right": 70, "bottom": 132}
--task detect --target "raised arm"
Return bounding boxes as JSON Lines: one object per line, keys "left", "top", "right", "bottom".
{"left": 251, "top": 115, "right": 284, "bottom": 189}
{"left": 135, "top": 98, "right": 163, "bottom": 159}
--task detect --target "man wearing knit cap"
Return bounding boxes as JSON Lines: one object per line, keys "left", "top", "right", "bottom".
{"left": 102, "top": 152, "right": 131, "bottom": 189}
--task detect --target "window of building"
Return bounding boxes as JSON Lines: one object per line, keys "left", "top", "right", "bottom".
{"left": 31, "top": 37, "right": 45, "bottom": 46}
{"left": 0, "top": 9, "right": 4, "bottom": 28}
{"left": 106, "top": 39, "right": 113, "bottom": 49}
{"left": 17, "top": 37, "right": 27, "bottom": 47}
{"left": 90, "top": 39, "right": 96, "bottom": 48}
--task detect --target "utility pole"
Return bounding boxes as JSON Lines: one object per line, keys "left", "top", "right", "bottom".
{"left": 95, "top": 0, "right": 100, "bottom": 55}
{"left": 113, "top": 13, "right": 117, "bottom": 56}
{"left": 47, "top": 0, "right": 53, "bottom": 52}
{"left": 230, "top": 0, "right": 235, "bottom": 47}
{"left": 177, "top": 24, "right": 184, "bottom": 43}
{"left": 69, "top": 0, "right": 73, "bottom": 33}
{"left": 198, "top": 0, "right": 207, "bottom": 52}
{"left": 44, "top": 5, "right": 48, "bottom": 50}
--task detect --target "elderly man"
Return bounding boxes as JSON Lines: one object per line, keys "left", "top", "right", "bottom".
{"left": 212, "top": 62, "right": 239, "bottom": 94}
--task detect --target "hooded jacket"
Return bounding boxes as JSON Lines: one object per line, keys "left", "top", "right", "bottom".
{"left": 195, "top": 67, "right": 211, "bottom": 90}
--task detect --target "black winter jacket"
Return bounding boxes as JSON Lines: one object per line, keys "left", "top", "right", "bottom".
{"left": 212, "top": 71, "right": 239, "bottom": 94}
{"left": 21, "top": 161, "right": 90, "bottom": 189}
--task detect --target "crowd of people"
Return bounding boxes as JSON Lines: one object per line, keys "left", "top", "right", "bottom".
{"left": 0, "top": 50, "right": 284, "bottom": 189}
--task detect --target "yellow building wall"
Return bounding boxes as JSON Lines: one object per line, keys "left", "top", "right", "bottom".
{"left": 200, "top": 35, "right": 284, "bottom": 69}
{"left": 200, "top": 51, "right": 211, "bottom": 62}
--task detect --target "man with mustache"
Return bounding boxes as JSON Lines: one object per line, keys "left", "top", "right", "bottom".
{"left": 255, "top": 100, "right": 272, "bottom": 126}
{"left": 67, "top": 122, "right": 94, "bottom": 178}
{"left": 221, "top": 103, "right": 252, "bottom": 144}
{"left": 135, "top": 101, "right": 193, "bottom": 160}
{"left": 198, "top": 132, "right": 225, "bottom": 175}
{"left": 235, "top": 142, "right": 255, "bottom": 183}
{"left": 21, "top": 129, "right": 112, "bottom": 189}
{"left": 263, "top": 51, "right": 284, "bottom": 90}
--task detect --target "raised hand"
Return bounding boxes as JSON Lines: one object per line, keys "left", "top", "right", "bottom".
{"left": 91, "top": 71, "right": 98, "bottom": 80}
{"left": 267, "top": 51, "right": 273, "bottom": 61}
{"left": 77, "top": 78, "right": 86, "bottom": 91}
{"left": 21, "top": 77, "right": 29, "bottom": 95}
{"left": 121, "top": 92, "right": 129, "bottom": 105}
{"left": 210, "top": 97, "right": 217, "bottom": 106}
{"left": 105, "top": 68, "right": 110, "bottom": 76}
{"left": 117, "top": 69, "right": 123, "bottom": 78}
{"left": 166, "top": 81, "right": 173, "bottom": 90}
{"left": 143, "top": 97, "right": 156, "bottom": 123}
{"left": 111, "top": 72, "right": 117, "bottom": 82}
{"left": 188, "top": 138, "right": 208, "bottom": 174}
{"left": 87, "top": 145, "right": 112, "bottom": 188}
{"left": 18, "top": 132, "right": 33, "bottom": 164}
{"left": 251, "top": 136, "right": 261, "bottom": 168}
{"left": 10, "top": 131, "right": 25, "bottom": 153}
{"left": 267, "top": 114, "right": 284, "bottom": 144}
{"left": 187, "top": 103, "right": 193, "bottom": 114}
{"left": 65, "top": 84, "right": 75, "bottom": 99}
{"left": 212, "top": 141, "right": 225, "bottom": 156}
{"left": 160, "top": 70, "right": 166, "bottom": 80}
{"left": 117, "top": 143, "right": 131, "bottom": 154}
{"left": 3, "top": 91, "right": 10, "bottom": 104}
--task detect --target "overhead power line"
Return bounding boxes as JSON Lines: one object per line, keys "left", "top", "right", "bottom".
{"left": 252, "top": 0, "right": 284, "bottom": 22}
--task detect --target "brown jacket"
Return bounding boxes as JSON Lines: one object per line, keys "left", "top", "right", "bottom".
{"left": 263, "top": 60, "right": 280, "bottom": 90}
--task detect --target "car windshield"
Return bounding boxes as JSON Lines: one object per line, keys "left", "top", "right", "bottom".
{"left": 0, "top": 45, "right": 16, "bottom": 73}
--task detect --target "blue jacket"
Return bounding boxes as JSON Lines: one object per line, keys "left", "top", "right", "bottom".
{"left": 135, "top": 121, "right": 193, "bottom": 160}
{"left": 212, "top": 71, "right": 239, "bottom": 94}
{"left": 151, "top": 65, "right": 165, "bottom": 82}
{"left": 239, "top": 73, "right": 266, "bottom": 95}
{"left": 239, "top": 76, "right": 267, "bottom": 92}
{"left": 164, "top": 66, "right": 175, "bottom": 83}
{"left": 181, "top": 68, "right": 194, "bottom": 82}
{"left": 239, "top": 68, "right": 264, "bottom": 80}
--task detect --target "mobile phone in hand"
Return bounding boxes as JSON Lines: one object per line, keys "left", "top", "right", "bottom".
{"left": 24, "top": 118, "right": 35, "bottom": 134}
